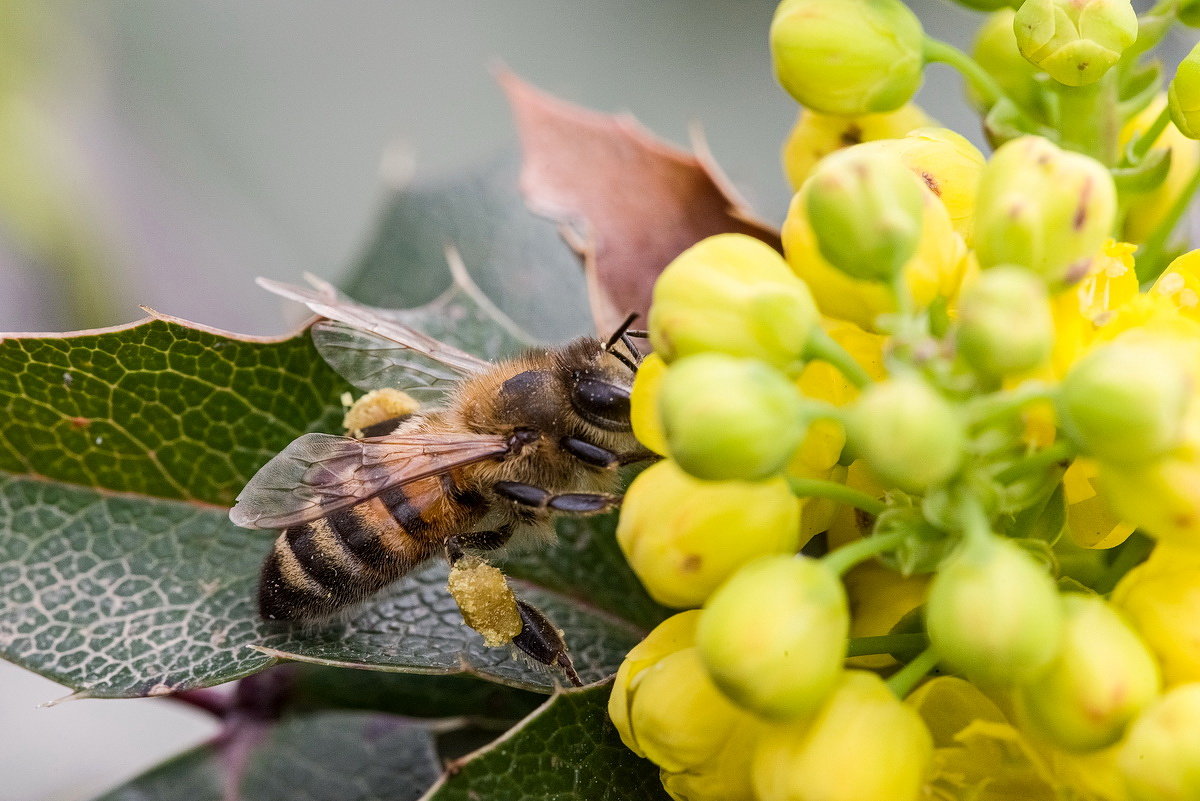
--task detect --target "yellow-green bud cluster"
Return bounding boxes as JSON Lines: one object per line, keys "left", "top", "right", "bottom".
{"left": 608, "top": 2, "right": 1200, "bottom": 798}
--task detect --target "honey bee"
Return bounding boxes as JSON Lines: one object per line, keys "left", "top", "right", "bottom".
{"left": 229, "top": 264, "right": 648, "bottom": 686}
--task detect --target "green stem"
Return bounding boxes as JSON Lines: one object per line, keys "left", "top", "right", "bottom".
{"left": 1127, "top": 103, "right": 1172, "bottom": 164}
{"left": 788, "top": 477, "right": 886, "bottom": 516}
{"left": 965, "top": 382, "right": 1056, "bottom": 428}
{"left": 1136, "top": 162, "right": 1200, "bottom": 282}
{"left": 804, "top": 328, "right": 872, "bottom": 389}
{"left": 922, "top": 37, "right": 1003, "bottom": 109}
{"left": 846, "top": 633, "right": 927, "bottom": 658}
{"left": 955, "top": 493, "right": 993, "bottom": 547}
{"left": 886, "top": 647, "right": 940, "bottom": 698}
{"left": 995, "top": 440, "right": 1076, "bottom": 484}
{"left": 822, "top": 530, "right": 907, "bottom": 577}
{"left": 1056, "top": 79, "right": 1118, "bottom": 164}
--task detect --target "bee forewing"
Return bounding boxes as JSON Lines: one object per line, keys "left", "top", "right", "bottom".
{"left": 311, "top": 321, "right": 463, "bottom": 399}
{"left": 257, "top": 277, "right": 489, "bottom": 377}
{"left": 229, "top": 432, "right": 510, "bottom": 529}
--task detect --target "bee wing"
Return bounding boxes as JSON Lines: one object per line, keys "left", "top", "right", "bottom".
{"left": 229, "top": 432, "right": 510, "bottom": 530}
{"left": 258, "top": 274, "right": 491, "bottom": 396}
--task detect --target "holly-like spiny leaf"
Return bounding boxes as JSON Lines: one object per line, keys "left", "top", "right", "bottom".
{"left": 500, "top": 71, "right": 783, "bottom": 338}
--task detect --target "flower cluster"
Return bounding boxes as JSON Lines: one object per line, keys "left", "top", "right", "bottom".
{"left": 608, "top": 1, "right": 1200, "bottom": 799}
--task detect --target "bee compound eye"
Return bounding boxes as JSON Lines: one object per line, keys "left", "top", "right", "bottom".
{"left": 571, "top": 375, "right": 631, "bottom": 431}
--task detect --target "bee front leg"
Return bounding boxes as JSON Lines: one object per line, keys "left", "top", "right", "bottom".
{"left": 494, "top": 482, "right": 621, "bottom": 514}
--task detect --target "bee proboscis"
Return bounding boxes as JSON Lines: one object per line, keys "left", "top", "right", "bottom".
{"left": 230, "top": 263, "right": 647, "bottom": 686}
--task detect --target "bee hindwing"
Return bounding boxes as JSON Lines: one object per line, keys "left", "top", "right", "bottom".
{"left": 230, "top": 432, "right": 509, "bottom": 530}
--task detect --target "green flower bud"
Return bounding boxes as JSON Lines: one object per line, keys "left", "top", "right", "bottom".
{"left": 649, "top": 233, "right": 819, "bottom": 371}
{"left": 1058, "top": 342, "right": 1190, "bottom": 466}
{"left": 974, "top": 136, "right": 1117, "bottom": 287}
{"left": 956, "top": 267, "right": 1053, "bottom": 377}
{"left": 846, "top": 376, "right": 965, "bottom": 493}
{"left": 802, "top": 148, "right": 925, "bottom": 283}
{"left": 751, "top": 671, "right": 933, "bottom": 801}
{"left": 1169, "top": 42, "right": 1200, "bottom": 140}
{"left": 1017, "top": 594, "right": 1161, "bottom": 752}
{"left": 1013, "top": 0, "right": 1138, "bottom": 87}
{"left": 770, "top": 0, "right": 924, "bottom": 115}
{"left": 697, "top": 555, "right": 848, "bottom": 720}
{"left": 617, "top": 461, "right": 801, "bottom": 608}
{"left": 1119, "top": 685, "right": 1200, "bottom": 801}
{"left": 660, "top": 354, "right": 806, "bottom": 482}
{"left": 952, "top": 0, "right": 1019, "bottom": 9}
{"left": 926, "top": 536, "right": 1064, "bottom": 686}
{"left": 972, "top": 8, "right": 1043, "bottom": 114}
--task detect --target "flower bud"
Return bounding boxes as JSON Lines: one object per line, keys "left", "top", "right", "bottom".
{"left": 974, "top": 136, "right": 1117, "bottom": 287}
{"left": 1119, "top": 685, "right": 1200, "bottom": 801}
{"left": 972, "top": 8, "right": 1044, "bottom": 113}
{"left": 956, "top": 267, "right": 1053, "bottom": 377}
{"left": 1099, "top": 449, "right": 1200, "bottom": 549}
{"left": 752, "top": 671, "right": 933, "bottom": 801}
{"left": 926, "top": 536, "right": 1064, "bottom": 686}
{"left": 781, "top": 104, "right": 932, "bottom": 190}
{"left": 659, "top": 719, "right": 762, "bottom": 801}
{"left": 660, "top": 354, "right": 806, "bottom": 481}
{"left": 610, "top": 610, "right": 703, "bottom": 755}
{"left": 802, "top": 148, "right": 925, "bottom": 283}
{"left": 1170, "top": 42, "right": 1200, "bottom": 140}
{"left": 1017, "top": 594, "right": 1161, "bottom": 751}
{"left": 697, "top": 555, "right": 848, "bottom": 720}
{"left": 1013, "top": 0, "right": 1138, "bottom": 87}
{"left": 1058, "top": 342, "right": 1190, "bottom": 466}
{"left": 770, "top": 0, "right": 924, "bottom": 115}
{"left": 857, "top": 128, "right": 986, "bottom": 245}
{"left": 629, "top": 647, "right": 748, "bottom": 771}
{"left": 846, "top": 376, "right": 965, "bottom": 493}
{"left": 629, "top": 352, "right": 668, "bottom": 456}
{"left": 617, "top": 461, "right": 801, "bottom": 608}
{"left": 649, "top": 233, "right": 818, "bottom": 371}
{"left": 1113, "top": 545, "right": 1200, "bottom": 686}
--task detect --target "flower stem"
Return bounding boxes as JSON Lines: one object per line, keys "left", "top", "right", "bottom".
{"left": 1055, "top": 79, "right": 1118, "bottom": 164}
{"left": 965, "top": 382, "right": 1056, "bottom": 428}
{"left": 886, "top": 647, "right": 940, "bottom": 698}
{"left": 823, "top": 530, "right": 907, "bottom": 577}
{"left": 955, "top": 493, "right": 993, "bottom": 548}
{"left": 922, "top": 37, "right": 1004, "bottom": 109}
{"left": 994, "top": 440, "right": 1076, "bottom": 484}
{"left": 1136, "top": 162, "right": 1200, "bottom": 282}
{"left": 846, "top": 633, "right": 927, "bottom": 658}
{"left": 804, "top": 328, "right": 873, "bottom": 389}
{"left": 788, "top": 477, "right": 886, "bottom": 516}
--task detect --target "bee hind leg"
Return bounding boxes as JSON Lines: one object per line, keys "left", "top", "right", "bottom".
{"left": 445, "top": 527, "right": 513, "bottom": 565}
{"left": 513, "top": 599, "right": 583, "bottom": 687}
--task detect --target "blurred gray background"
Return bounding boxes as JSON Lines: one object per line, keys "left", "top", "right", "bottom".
{"left": 0, "top": 2, "right": 1189, "bottom": 799}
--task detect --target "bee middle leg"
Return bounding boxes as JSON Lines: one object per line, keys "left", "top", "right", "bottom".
{"left": 494, "top": 481, "right": 621, "bottom": 514}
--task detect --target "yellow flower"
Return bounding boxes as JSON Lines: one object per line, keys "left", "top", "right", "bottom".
{"left": 1151, "top": 248, "right": 1200, "bottom": 322}
{"left": 1098, "top": 444, "right": 1200, "bottom": 549}
{"left": 752, "top": 671, "right": 933, "bottom": 801}
{"left": 1047, "top": 239, "right": 1140, "bottom": 377}
{"left": 783, "top": 178, "right": 968, "bottom": 331}
{"left": 617, "top": 460, "right": 802, "bottom": 608}
{"left": 782, "top": 103, "right": 932, "bottom": 190}
{"left": 659, "top": 719, "right": 762, "bottom": 801}
{"left": 1063, "top": 458, "right": 1137, "bottom": 549}
{"left": 1122, "top": 95, "right": 1200, "bottom": 245}
{"left": 629, "top": 352, "right": 667, "bottom": 456}
{"left": 908, "top": 676, "right": 1128, "bottom": 801}
{"left": 1113, "top": 544, "right": 1200, "bottom": 686}
{"left": 855, "top": 127, "right": 986, "bottom": 245}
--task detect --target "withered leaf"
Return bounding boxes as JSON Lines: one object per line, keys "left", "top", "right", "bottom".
{"left": 499, "top": 71, "right": 782, "bottom": 337}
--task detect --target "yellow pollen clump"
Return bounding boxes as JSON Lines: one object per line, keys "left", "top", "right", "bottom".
{"left": 447, "top": 559, "right": 522, "bottom": 647}
{"left": 343, "top": 388, "right": 421, "bottom": 436}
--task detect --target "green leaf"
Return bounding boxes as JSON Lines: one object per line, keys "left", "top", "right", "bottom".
{"left": 1, "top": 163, "right": 667, "bottom": 697}
{"left": 342, "top": 153, "right": 593, "bottom": 344}
{"left": 425, "top": 686, "right": 671, "bottom": 801}
{"left": 93, "top": 711, "right": 442, "bottom": 801}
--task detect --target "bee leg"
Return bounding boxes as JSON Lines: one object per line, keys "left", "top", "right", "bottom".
{"left": 445, "top": 527, "right": 514, "bottom": 565}
{"left": 513, "top": 598, "right": 583, "bottom": 687}
{"left": 494, "top": 482, "right": 621, "bottom": 514}
{"left": 559, "top": 436, "right": 620, "bottom": 469}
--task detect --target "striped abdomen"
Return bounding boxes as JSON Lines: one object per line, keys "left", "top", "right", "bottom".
{"left": 259, "top": 476, "right": 461, "bottom": 621}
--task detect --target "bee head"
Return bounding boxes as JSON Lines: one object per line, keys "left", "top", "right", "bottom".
{"left": 554, "top": 326, "right": 641, "bottom": 432}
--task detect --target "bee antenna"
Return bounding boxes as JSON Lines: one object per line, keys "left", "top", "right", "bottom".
{"left": 625, "top": 328, "right": 649, "bottom": 338}
{"left": 603, "top": 313, "right": 640, "bottom": 352}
